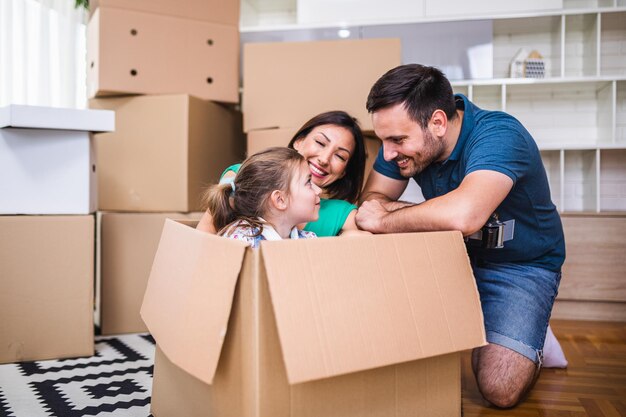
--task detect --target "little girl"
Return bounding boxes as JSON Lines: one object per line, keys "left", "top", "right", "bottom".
{"left": 203, "top": 147, "right": 321, "bottom": 247}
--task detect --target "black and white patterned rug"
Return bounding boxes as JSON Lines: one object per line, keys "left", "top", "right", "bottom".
{"left": 0, "top": 333, "right": 155, "bottom": 417}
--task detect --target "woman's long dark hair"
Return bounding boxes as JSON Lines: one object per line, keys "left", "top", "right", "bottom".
{"left": 288, "top": 111, "right": 366, "bottom": 204}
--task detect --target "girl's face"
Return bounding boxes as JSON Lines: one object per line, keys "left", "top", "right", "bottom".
{"left": 287, "top": 160, "right": 322, "bottom": 224}
{"left": 292, "top": 124, "right": 355, "bottom": 189}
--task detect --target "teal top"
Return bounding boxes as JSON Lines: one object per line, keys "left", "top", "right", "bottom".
{"left": 220, "top": 163, "right": 356, "bottom": 237}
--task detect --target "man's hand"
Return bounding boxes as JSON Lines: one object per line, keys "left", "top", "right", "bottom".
{"left": 355, "top": 200, "right": 389, "bottom": 233}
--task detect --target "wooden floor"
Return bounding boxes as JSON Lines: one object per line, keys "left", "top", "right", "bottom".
{"left": 462, "top": 319, "right": 626, "bottom": 417}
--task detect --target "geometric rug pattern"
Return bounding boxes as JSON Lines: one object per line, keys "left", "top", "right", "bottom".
{"left": 0, "top": 334, "right": 155, "bottom": 417}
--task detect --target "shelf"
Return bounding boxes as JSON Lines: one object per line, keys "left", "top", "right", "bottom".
{"left": 601, "top": 11, "right": 626, "bottom": 76}
{"left": 600, "top": 149, "right": 626, "bottom": 211}
{"left": 450, "top": 75, "right": 626, "bottom": 87}
{"left": 564, "top": 13, "right": 599, "bottom": 77}
{"left": 240, "top": 4, "right": 626, "bottom": 32}
{"left": 539, "top": 143, "right": 626, "bottom": 150}
{"left": 493, "top": 15, "right": 562, "bottom": 78}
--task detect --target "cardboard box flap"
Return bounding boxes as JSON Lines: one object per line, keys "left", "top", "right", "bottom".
{"left": 261, "top": 231, "right": 486, "bottom": 384}
{"left": 141, "top": 219, "right": 247, "bottom": 384}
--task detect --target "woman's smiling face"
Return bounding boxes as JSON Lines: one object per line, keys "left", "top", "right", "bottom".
{"left": 292, "top": 124, "right": 355, "bottom": 189}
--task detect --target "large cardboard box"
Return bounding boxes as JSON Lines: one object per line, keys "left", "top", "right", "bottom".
{"left": 242, "top": 39, "right": 402, "bottom": 133}
{"left": 89, "top": 94, "right": 245, "bottom": 212}
{"left": 141, "top": 220, "right": 486, "bottom": 416}
{"left": 0, "top": 216, "right": 95, "bottom": 364}
{"left": 87, "top": 7, "right": 239, "bottom": 102}
{"left": 97, "top": 212, "right": 203, "bottom": 335}
{"left": 88, "top": 0, "right": 239, "bottom": 25}
{"left": 247, "top": 128, "right": 382, "bottom": 183}
{"left": 0, "top": 104, "right": 114, "bottom": 214}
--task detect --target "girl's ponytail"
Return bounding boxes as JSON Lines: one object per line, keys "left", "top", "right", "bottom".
{"left": 202, "top": 182, "right": 236, "bottom": 232}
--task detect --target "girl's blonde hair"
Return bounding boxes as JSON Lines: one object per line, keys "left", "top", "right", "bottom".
{"left": 202, "top": 147, "right": 305, "bottom": 236}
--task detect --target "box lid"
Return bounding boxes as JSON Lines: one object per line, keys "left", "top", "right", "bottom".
{"left": 261, "top": 231, "right": 486, "bottom": 384}
{"left": 141, "top": 219, "right": 247, "bottom": 384}
{"left": 0, "top": 104, "right": 114, "bottom": 132}
{"left": 242, "top": 38, "right": 401, "bottom": 133}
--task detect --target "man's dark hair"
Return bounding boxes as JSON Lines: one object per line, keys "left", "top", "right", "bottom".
{"left": 366, "top": 64, "right": 458, "bottom": 128}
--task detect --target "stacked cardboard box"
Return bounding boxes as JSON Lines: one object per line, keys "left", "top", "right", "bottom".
{"left": 86, "top": 1, "right": 245, "bottom": 334}
{"left": 243, "top": 39, "right": 402, "bottom": 170}
{"left": 0, "top": 104, "right": 114, "bottom": 363}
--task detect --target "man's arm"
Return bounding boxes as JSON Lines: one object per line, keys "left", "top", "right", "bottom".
{"left": 359, "top": 170, "right": 414, "bottom": 210}
{"left": 356, "top": 170, "right": 513, "bottom": 235}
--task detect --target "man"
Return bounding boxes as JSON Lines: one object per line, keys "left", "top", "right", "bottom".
{"left": 356, "top": 64, "right": 565, "bottom": 408}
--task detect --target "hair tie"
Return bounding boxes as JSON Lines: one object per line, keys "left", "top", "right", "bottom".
{"left": 219, "top": 176, "right": 236, "bottom": 196}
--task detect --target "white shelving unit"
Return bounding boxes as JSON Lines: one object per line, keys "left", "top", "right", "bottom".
{"left": 452, "top": 8, "right": 626, "bottom": 213}
{"left": 240, "top": 1, "right": 626, "bottom": 213}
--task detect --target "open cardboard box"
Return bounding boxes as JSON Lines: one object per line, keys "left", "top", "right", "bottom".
{"left": 141, "top": 219, "right": 486, "bottom": 416}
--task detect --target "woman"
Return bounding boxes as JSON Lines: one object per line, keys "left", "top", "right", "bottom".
{"left": 197, "top": 110, "right": 367, "bottom": 236}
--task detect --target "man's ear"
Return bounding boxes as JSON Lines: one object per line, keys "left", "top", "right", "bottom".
{"left": 429, "top": 109, "right": 448, "bottom": 137}
{"left": 269, "top": 190, "right": 288, "bottom": 211}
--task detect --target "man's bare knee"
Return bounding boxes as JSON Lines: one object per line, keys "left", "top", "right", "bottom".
{"left": 473, "top": 344, "right": 538, "bottom": 408}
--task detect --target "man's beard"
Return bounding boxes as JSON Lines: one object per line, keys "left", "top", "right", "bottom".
{"left": 399, "top": 129, "right": 446, "bottom": 178}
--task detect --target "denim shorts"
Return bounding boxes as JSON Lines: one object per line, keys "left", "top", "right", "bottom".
{"left": 471, "top": 261, "right": 562, "bottom": 364}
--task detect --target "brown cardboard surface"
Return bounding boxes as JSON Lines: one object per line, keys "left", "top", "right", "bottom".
{"left": 246, "top": 128, "right": 381, "bottom": 185}
{"left": 0, "top": 216, "right": 94, "bottom": 364}
{"left": 98, "top": 212, "right": 203, "bottom": 335}
{"left": 88, "top": 0, "right": 239, "bottom": 26}
{"left": 141, "top": 220, "right": 248, "bottom": 384}
{"left": 87, "top": 7, "right": 239, "bottom": 102}
{"left": 89, "top": 94, "right": 244, "bottom": 212}
{"left": 246, "top": 127, "right": 297, "bottom": 156}
{"left": 242, "top": 39, "right": 401, "bottom": 132}
{"left": 143, "top": 220, "right": 484, "bottom": 416}
{"left": 261, "top": 232, "right": 485, "bottom": 384}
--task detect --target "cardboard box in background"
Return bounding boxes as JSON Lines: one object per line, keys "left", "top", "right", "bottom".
{"left": 0, "top": 216, "right": 95, "bottom": 364}
{"left": 88, "top": 0, "right": 239, "bottom": 25}
{"left": 242, "top": 38, "right": 402, "bottom": 132}
{"left": 90, "top": 94, "right": 245, "bottom": 212}
{"left": 87, "top": 7, "right": 239, "bottom": 102}
{"left": 142, "top": 220, "right": 486, "bottom": 417}
{"left": 0, "top": 104, "right": 114, "bottom": 215}
{"left": 247, "top": 128, "right": 382, "bottom": 185}
{"left": 97, "top": 212, "right": 204, "bottom": 335}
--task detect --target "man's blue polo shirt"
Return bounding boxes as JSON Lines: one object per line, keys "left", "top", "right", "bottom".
{"left": 373, "top": 94, "right": 565, "bottom": 272}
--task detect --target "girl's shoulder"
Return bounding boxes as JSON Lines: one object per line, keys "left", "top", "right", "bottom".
{"left": 222, "top": 222, "right": 264, "bottom": 248}
{"left": 297, "top": 229, "right": 317, "bottom": 239}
